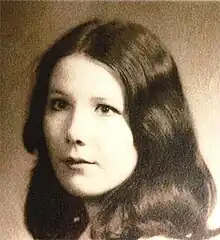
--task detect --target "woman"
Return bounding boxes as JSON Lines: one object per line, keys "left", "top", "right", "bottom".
{"left": 23, "top": 19, "right": 219, "bottom": 239}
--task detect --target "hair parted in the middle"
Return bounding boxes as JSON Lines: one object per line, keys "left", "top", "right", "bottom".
{"left": 23, "top": 19, "right": 216, "bottom": 240}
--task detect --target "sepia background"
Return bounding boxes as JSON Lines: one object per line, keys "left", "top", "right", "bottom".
{"left": 1, "top": 1, "right": 220, "bottom": 240}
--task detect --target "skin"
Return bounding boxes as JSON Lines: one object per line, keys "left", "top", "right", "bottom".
{"left": 43, "top": 54, "right": 210, "bottom": 240}
{"left": 43, "top": 54, "right": 138, "bottom": 198}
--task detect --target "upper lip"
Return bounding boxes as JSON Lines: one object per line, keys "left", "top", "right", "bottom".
{"left": 64, "top": 157, "right": 95, "bottom": 165}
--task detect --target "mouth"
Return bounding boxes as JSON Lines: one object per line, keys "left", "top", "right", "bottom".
{"left": 64, "top": 157, "right": 95, "bottom": 165}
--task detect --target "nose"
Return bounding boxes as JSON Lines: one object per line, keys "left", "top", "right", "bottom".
{"left": 65, "top": 109, "right": 89, "bottom": 147}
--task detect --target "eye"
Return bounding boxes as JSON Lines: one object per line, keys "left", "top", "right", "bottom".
{"left": 49, "top": 98, "right": 70, "bottom": 111}
{"left": 95, "top": 104, "right": 120, "bottom": 116}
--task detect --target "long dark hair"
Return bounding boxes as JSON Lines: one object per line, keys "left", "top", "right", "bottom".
{"left": 23, "top": 19, "right": 216, "bottom": 239}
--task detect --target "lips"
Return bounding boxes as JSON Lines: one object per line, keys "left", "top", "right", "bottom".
{"left": 64, "top": 157, "right": 94, "bottom": 165}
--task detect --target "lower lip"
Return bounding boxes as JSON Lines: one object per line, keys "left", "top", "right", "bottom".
{"left": 63, "top": 162, "right": 92, "bottom": 174}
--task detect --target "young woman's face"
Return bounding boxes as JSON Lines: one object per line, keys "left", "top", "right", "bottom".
{"left": 43, "top": 54, "right": 138, "bottom": 197}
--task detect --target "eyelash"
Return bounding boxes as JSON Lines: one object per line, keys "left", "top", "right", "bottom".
{"left": 49, "top": 98, "right": 70, "bottom": 111}
{"left": 95, "top": 104, "right": 120, "bottom": 116}
{"left": 49, "top": 99, "right": 120, "bottom": 116}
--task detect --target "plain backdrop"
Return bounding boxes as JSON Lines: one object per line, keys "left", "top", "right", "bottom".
{"left": 1, "top": 2, "right": 220, "bottom": 240}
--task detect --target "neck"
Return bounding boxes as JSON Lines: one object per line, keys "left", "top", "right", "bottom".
{"left": 78, "top": 196, "right": 102, "bottom": 239}
{"left": 83, "top": 195, "right": 102, "bottom": 220}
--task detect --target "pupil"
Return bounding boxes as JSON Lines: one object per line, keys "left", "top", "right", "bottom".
{"left": 103, "top": 106, "right": 109, "bottom": 112}
{"left": 55, "top": 100, "right": 65, "bottom": 109}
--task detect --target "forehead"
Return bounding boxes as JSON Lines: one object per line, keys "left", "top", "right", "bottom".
{"left": 50, "top": 54, "right": 124, "bottom": 99}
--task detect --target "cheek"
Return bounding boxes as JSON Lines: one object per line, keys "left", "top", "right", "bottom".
{"left": 43, "top": 117, "right": 64, "bottom": 150}
{"left": 110, "top": 118, "right": 133, "bottom": 142}
{"left": 98, "top": 119, "right": 138, "bottom": 180}
{"left": 97, "top": 118, "right": 135, "bottom": 154}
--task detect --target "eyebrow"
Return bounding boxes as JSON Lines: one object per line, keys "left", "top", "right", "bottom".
{"left": 49, "top": 89, "right": 115, "bottom": 102}
{"left": 48, "top": 89, "right": 74, "bottom": 100}
{"left": 49, "top": 89, "right": 65, "bottom": 95}
{"left": 48, "top": 87, "right": 124, "bottom": 110}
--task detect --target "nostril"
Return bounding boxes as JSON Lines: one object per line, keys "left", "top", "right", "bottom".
{"left": 66, "top": 135, "right": 85, "bottom": 146}
{"left": 75, "top": 139, "right": 84, "bottom": 146}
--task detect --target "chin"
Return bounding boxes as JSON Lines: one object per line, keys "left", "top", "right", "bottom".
{"left": 61, "top": 177, "right": 121, "bottom": 197}
{"left": 66, "top": 185, "right": 115, "bottom": 198}
{"left": 74, "top": 188, "right": 108, "bottom": 198}
{"left": 62, "top": 183, "right": 104, "bottom": 197}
